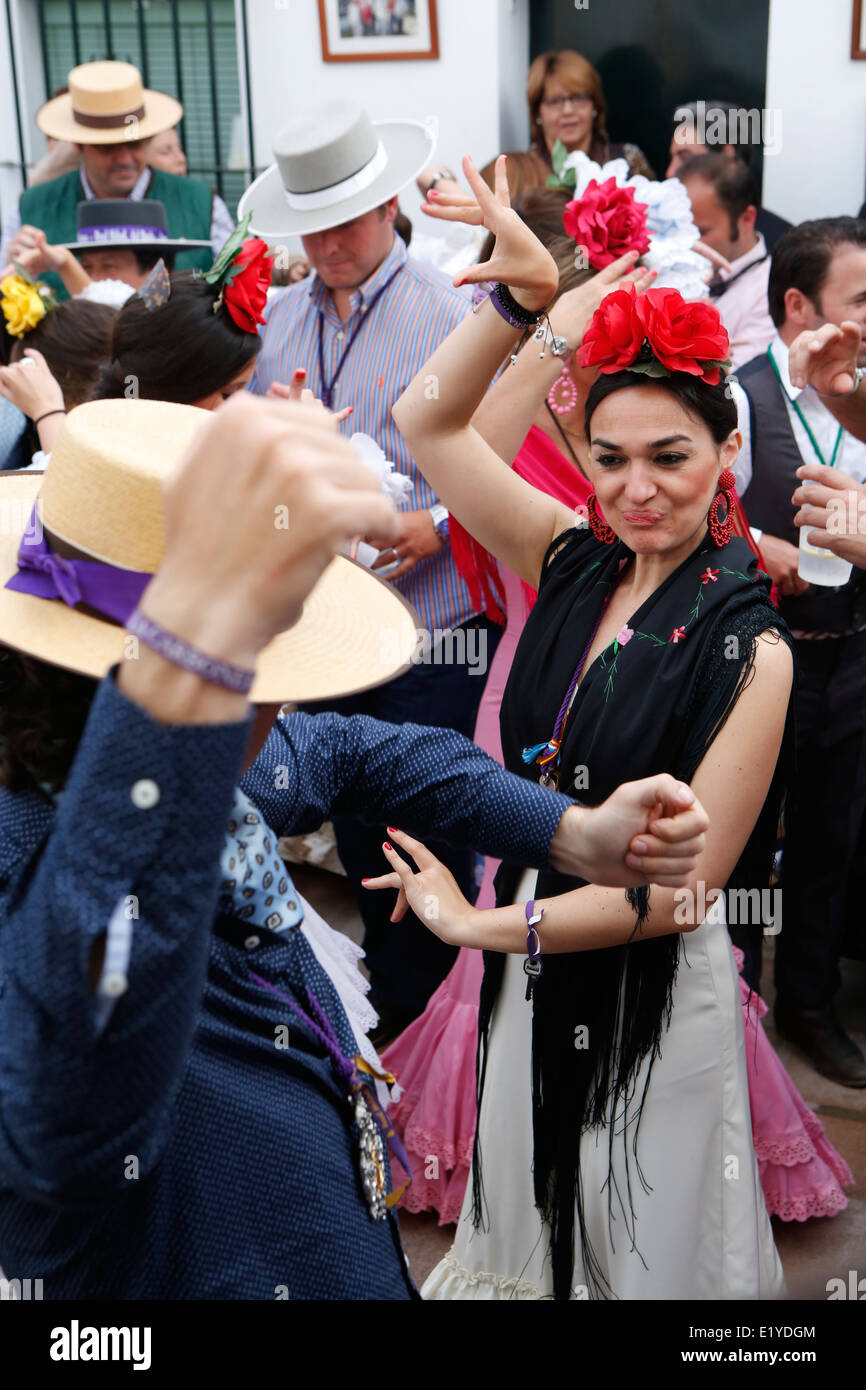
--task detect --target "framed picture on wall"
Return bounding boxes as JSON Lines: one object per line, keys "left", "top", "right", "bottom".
{"left": 853, "top": 0, "right": 866, "bottom": 58}
{"left": 318, "top": 0, "right": 439, "bottom": 62}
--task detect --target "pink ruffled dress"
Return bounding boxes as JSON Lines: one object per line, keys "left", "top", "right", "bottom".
{"left": 735, "top": 948, "right": 853, "bottom": 1220}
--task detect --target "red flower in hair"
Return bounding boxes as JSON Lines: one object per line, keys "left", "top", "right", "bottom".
{"left": 576, "top": 284, "right": 644, "bottom": 372}
{"left": 576, "top": 285, "right": 731, "bottom": 385}
{"left": 634, "top": 287, "right": 730, "bottom": 385}
{"left": 563, "top": 178, "right": 651, "bottom": 270}
{"left": 222, "top": 238, "right": 273, "bottom": 334}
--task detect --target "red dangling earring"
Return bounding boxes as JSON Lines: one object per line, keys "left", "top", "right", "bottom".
{"left": 587, "top": 493, "right": 617, "bottom": 545}
{"left": 708, "top": 469, "right": 737, "bottom": 547}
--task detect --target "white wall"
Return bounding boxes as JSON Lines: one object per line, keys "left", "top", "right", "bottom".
{"left": 239, "top": 0, "right": 528, "bottom": 237}
{"left": 764, "top": 0, "right": 866, "bottom": 221}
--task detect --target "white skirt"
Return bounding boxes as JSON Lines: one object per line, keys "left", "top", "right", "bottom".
{"left": 422, "top": 870, "right": 786, "bottom": 1301}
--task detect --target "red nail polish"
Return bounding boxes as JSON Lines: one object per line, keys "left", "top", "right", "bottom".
{"left": 386, "top": 826, "right": 397, "bottom": 834}
{"left": 383, "top": 841, "right": 393, "bottom": 852}
{"left": 361, "top": 878, "right": 370, "bottom": 884}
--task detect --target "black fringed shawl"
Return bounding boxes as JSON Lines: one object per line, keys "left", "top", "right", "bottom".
{"left": 474, "top": 527, "right": 795, "bottom": 1301}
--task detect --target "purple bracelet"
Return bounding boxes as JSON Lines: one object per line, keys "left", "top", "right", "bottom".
{"left": 524, "top": 898, "right": 544, "bottom": 1000}
{"left": 126, "top": 608, "right": 256, "bottom": 695}
{"left": 489, "top": 281, "right": 547, "bottom": 329}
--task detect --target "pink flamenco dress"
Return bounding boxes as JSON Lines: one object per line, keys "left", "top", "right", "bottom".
{"left": 734, "top": 948, "right": 853, "bottom": 1220}
{"left": 383, "top": 424, "right": 590, "bottom": 1223}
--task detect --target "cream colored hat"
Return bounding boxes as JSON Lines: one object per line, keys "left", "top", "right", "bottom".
{"left": 0, "top": 399, "right": 418, "bottom": 703}
{"left": 37, "top": 61, "right": 183, "bottom": 145}
{"left": 238, "top": 100, "right": 436, "bottom": 239}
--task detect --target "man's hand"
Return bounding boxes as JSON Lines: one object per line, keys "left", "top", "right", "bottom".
{"left": 4, "top": 225, "right": 52, "bottom": 267}
{"left": 792, "top": 461, "right": 866, "bottom": 569}
{"left": 755, "top": 532, "right": 810, "bottom": 596}
{"left": 2, "top": 237, "right": 69, "bottom": 280}
{"left": 788, "top": 321, "right": 862, "bottom": 395}
{"left": 367, "top": 507, "right": 442, "bottom": 581}
{"left": 550, "top": 775, "right": 709, "bottom": 888}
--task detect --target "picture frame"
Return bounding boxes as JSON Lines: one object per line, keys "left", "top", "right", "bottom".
{"left": 317, "top": 0, "right": 439, "bottom": 63}
{"left": 852, "top": 0, "right": 866, "bottom": 58}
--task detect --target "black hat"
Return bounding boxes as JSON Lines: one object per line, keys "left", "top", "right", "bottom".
{"left": 60, "top": 199, "right": 211, "bottom": 254}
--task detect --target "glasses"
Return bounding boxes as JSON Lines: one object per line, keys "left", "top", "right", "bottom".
{"left": 541, "top": 93, "right": 593, "bottom": 111}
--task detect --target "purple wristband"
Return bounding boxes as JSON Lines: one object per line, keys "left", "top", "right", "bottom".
{"left": 489, "top": 282, "right": 547, "bottom": 329}
{"left": 524, "top": 898, "right": 544, "bottom": 999}
{"left": 126, "top": 608, "right": 255, "bottom": 695}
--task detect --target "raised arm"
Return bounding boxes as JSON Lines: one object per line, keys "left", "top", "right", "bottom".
{"left": 470, "top": 259, "right": 654, "bottom": 466}
{"left": 392, "top": 156, "right": 575, "bottom": 589}
{"left": 372, "top": 632, "right": 791, "bottom": 950}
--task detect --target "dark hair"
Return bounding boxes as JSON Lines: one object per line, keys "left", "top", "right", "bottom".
{"left": 676, "top": 152, "right": 759, "bottom": 240}
{"left": 77, "top": 247, "right": 177, "bottom": 275}
{"left": 93, "top": 270, "right": 261, "bottom": 404}
{"left": 768, "top": 216, "right": 866, "bottom": 328}
{"left": 585, "top": 369, "right": 738, "bottom": 443}
{"left": 133, "top": 248, "right": 177, "bottom": 275}
{"left": 671, "top": 100, "right": 757, "bottom": 164}
{"left": 9, "top": 300, "right": 117, "bottom": 408}
{"left": 0, "top": 647, "right": 95, "bottom": 794}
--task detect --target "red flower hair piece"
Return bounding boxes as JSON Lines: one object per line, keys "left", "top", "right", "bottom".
{"left": 562, "top": 178, "right": 651, "bottom": 270}
{"left": 577, "top": 284, "right": 731, "bottom": 385}
{"left": 200, "top": 213, "right": 273, "bottom": 334}
{"left": 221, "top": 238, "right": 272, "bottom": 334}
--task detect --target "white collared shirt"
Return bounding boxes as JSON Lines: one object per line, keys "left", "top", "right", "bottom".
{"left": 730, "top": 334, "right": 866, "bottom": 502}
{"left": 712, "top": 233, "right": 774, "bottom": 372}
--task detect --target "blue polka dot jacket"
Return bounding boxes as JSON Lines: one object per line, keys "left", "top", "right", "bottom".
{"left": 0, "top": 673, "right": 573, "bottom": 1299}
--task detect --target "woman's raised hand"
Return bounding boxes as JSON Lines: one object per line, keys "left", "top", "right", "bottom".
{"left": 549, "top": 251, "right": 656, "bottom": 351}
{"left": 423, "top": 154, "right": 559, "bottom": 311}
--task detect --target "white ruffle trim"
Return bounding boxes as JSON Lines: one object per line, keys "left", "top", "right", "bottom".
{"left": 421, "top": 1251, "right": 544, "bottom": 1301}
{"left": 297, "top": 892, "right": 391, "bottom": 1106}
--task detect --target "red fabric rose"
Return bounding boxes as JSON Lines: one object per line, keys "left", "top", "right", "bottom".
{"left": 577, "top": 284, "right": 730, "bottom": 384}
{"left": 576, "top": 284, "right": 644, "bottom": 372}
{"left": 223, "top": 238, "right": 273, "bottom": 333}
{"left": 634, "top": 287, "right": 730, "bottom": 385}
{"left": 562, "top": 178, "right": 651, "bottom": 270}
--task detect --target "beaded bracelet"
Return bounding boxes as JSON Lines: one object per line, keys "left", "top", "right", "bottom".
{"left": 524, "top": 898, "right": 544, "bottom": 1001}
{"left": 126, "top": 608, "right": 256, "bottom": 695}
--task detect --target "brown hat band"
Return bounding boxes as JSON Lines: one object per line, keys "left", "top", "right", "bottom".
{"left": 71, "top": 103, "right": 146, "bottom": 130}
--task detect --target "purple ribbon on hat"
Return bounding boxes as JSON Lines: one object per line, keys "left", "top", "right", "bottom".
{"left": 5, "top": 504, "right": 151, "bottom": 624}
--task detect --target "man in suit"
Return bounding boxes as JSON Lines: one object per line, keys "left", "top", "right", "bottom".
{"left": 730, "top": 218, "right": 866, "bottom": 1086}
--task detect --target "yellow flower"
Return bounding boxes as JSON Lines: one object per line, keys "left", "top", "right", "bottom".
{"left": 1, "top": 275, "right": 47, "bottom": 338}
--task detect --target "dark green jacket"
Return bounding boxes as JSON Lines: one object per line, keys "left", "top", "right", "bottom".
{"left": 19, "top": 167, "right": 213, "bottom": 300}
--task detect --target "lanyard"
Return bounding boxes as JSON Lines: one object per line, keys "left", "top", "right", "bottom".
{"left": 767, "top": 342, "right": 843, "bottom": 469}
{"left": 316, "top": 262, "right": 405, "bottom": 408}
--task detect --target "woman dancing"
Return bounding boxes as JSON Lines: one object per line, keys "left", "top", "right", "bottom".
{"left": 367, "top": 156, "right": 796, "bottom": 1300}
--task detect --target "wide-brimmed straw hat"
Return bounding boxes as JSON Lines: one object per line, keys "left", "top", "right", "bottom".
{"left": 0, "top": 399, "right": 418, "bottom": 703}
{"left": 59, "top": 199, "right": 211, "bottom": 254}
{"left": 37, "top": 61, "right": 183, "bottom": 145}
{"left": 238, "top": 100, "right": 435, "bottom": 239}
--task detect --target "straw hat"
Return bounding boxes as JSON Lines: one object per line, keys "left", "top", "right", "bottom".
{"left": 0, "top": 399, "right": 418, "bottom": 703}
{"left": 37, "top": 61, "right": 183, "bottom": 145}
{"left": 238, "top": 100, "right": 435, "bottom": 239}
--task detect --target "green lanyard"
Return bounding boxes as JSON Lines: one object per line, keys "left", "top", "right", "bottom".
{"left": 767, "top": 342, "right": 843, "bottom": 468}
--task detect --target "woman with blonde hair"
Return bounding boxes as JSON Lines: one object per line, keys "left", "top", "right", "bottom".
{"left": 528, "top": 49, "right": 653, "bottom": 178}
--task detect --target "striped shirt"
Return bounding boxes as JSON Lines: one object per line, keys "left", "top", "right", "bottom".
{"left": 248, "top": 234, "right": 477, "bottom": 633}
